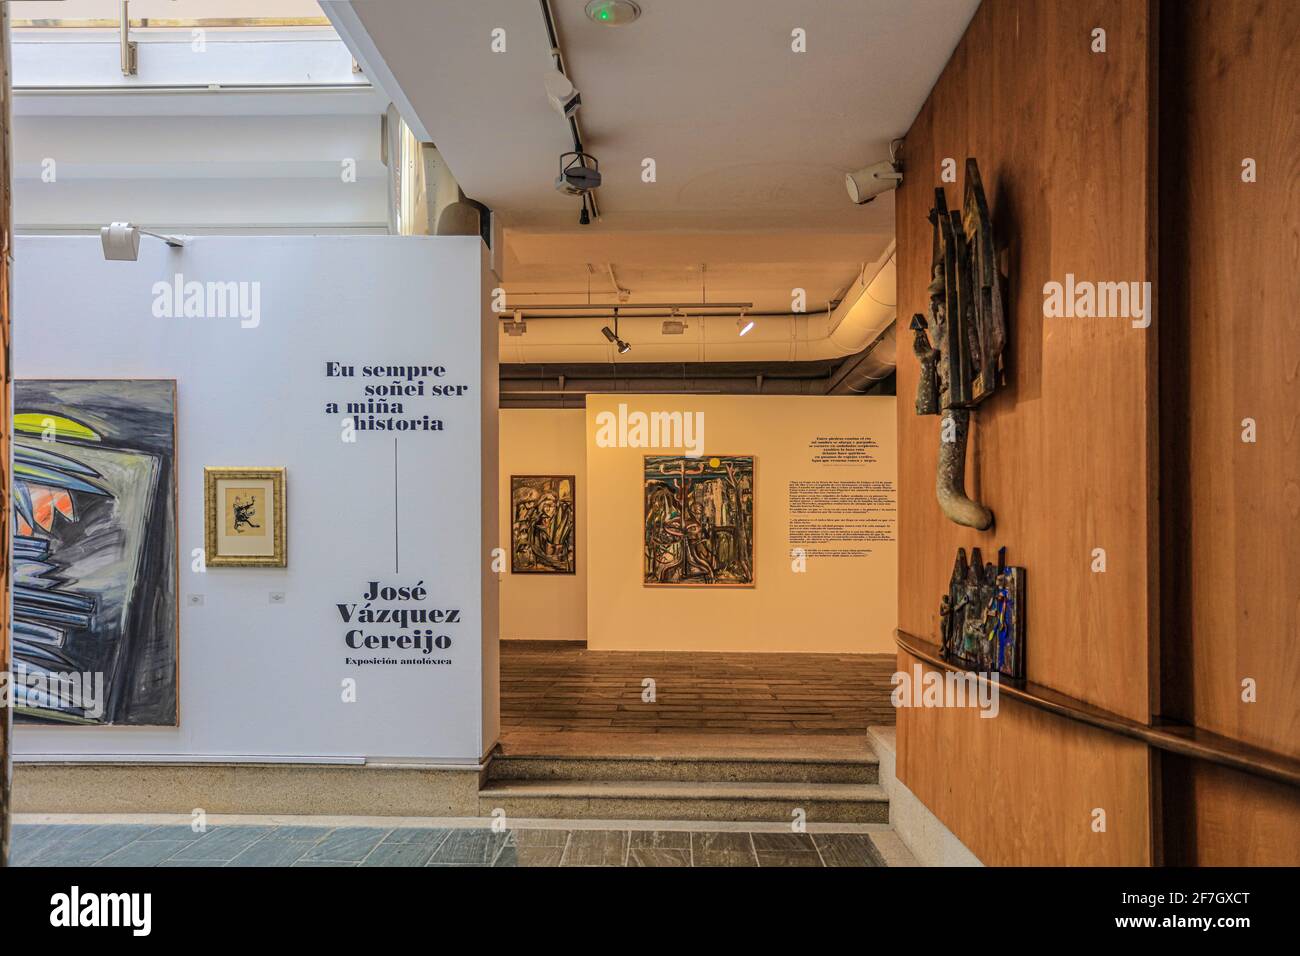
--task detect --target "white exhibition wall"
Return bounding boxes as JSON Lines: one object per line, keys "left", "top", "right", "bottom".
{"left": 13, "top": 235, "right": 498, "bottom": 763}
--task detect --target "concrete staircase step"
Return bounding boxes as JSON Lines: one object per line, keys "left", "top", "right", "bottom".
{"left": 486, "top": 753, "right": 877, "bottom": 785}
{"left": 478, "top": 779, "right": 888, "bottom": 823}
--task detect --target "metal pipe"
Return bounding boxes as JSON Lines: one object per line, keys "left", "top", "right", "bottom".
{"left": 1, "top": 0, "right": 14, "bottom": 867}
{"left": 513, "top": 302, "right": 753, "bottom": 312}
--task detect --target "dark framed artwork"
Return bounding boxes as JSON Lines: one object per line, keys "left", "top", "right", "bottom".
{"left": 12, "top": 379, "right": 179, "bottom": 726}
{"left": 510, "top": 474, "right": 576, "bottom": 574}
{"left": 644, "top": 455, "right": 754, "bottom": 587}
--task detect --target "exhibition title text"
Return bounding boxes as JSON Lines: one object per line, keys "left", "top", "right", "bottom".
{"left": 324, "top": 362, "right": 471, "bottom": 434}
{"left": 338, "top": 579, "right": 457, "bottom": 663}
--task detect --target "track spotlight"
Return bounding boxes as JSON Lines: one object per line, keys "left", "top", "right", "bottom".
{"left": 556, "top": 151, "right": 602, "bottom": 196}
{"left": 544, "top": 68, "right": 582, "bottom": 119}
{"left": 845, "top": 159, "right": 903, "bottom": 205}
{"left": 100, "top": 222, "right": 187, "bottom": 261}
{"left": 600, "top": 326, "right": 632, "bottom": 353}
{"left": 661, "top": 313, "right": 687, "bottom": 335}
{"left": 737, "top": 313, "right": 754, "bottom": 336}
{"left": 502, "top": 311, "right": 527, "bottom": 336}
{"left": 601, "top": 311, "right": 631, "bottom": 353}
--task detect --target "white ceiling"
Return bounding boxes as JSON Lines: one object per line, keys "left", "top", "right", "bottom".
{"left": 329, "top": 0, "right": 978, "bottom": 314}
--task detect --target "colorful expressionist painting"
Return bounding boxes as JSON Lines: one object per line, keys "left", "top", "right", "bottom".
{"left": 511, "top": 475, "right": 576, "bottom": 574}
{"left": 644, "top": 455, "right": 754, "bottom": 587}
{"left": 13, "top": 380, "right": 179, "bottom": 725}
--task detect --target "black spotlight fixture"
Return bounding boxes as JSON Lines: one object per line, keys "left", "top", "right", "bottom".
{"left": 555, "top": 150, "right": 601, "bottom": 195}
{"left": 556, "top": 151, "right": 600, "bottom": 226}
{"left": 600, "top": 309, "right": 631, "bottom": 353}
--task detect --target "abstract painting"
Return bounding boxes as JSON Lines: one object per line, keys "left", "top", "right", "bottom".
{"left": 644, "top": 455, "right": 754, "bottom": 587}
{"left": 510, "top": 475, "right": 576, "bottom": 574}
{"left": 204, "top": 467, "right": 286, "bottom": 567}
{"left": 939, "top": 545, "right": 1026, "bottom": 682}
{"left": 13, "top": 379, "right": 178, "bottom": 725}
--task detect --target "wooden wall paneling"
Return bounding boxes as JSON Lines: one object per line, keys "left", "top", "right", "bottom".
{"left": 1156, "top": 0, "right": 1300, "bottom": 866}
{"left": 895, "top": 0, "right": 1159, "bottom": 864}
{"left": 898, "top": 653, "right": 1152, "bottom": 866}
{"left": 1162, "top": 755, "right": 1300, "bottom": 866}
{"left": 1161, "top": 0, "right": 1300, "bottom": 759}
{"left": 896, "top": 0, "right": 1157, "bottom": 721}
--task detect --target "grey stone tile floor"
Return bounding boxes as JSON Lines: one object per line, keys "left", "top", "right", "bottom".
{"left": 11, "top": 823, "right": 891, "bottom": 867}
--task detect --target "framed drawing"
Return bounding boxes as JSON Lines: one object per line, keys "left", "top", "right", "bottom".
{"left": 204, "top": 467, "right": 286, "bottom": 567}
{"left": 510, "top": 474, "right": 576, "bottom": 574}
{"left": 13, "top": 379, "right": 179, "bottom": 725}
{"left": 644, "top": 455, "right": 754, "bottom": 587}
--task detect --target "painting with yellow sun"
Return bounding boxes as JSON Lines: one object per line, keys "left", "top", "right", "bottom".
{"left": 644, "top": 455, "right": 754, "bottom": 587}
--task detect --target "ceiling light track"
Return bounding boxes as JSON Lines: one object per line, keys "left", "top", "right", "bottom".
{"left": 539, "top": 0, "right": 600, "bottom": 221}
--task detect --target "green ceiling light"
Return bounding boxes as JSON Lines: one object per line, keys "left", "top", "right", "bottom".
{"left": 585, "top": 1, "right": 641, "bottom": 26}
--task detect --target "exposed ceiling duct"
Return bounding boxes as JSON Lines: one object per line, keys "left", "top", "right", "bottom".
{"left": 498, "top": 245, "right": 896, "bottom": 368}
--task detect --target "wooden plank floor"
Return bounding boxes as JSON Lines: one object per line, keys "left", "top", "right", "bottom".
{"left": 500, "top": 641, "right": 896, "bottom": 735}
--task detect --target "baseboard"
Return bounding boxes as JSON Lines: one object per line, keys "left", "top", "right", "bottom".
{"left": 14, "top": 761, "right": 482, "bottom": 817}
{"left": 867, "top": 726, "right": 983, "bottom": 867}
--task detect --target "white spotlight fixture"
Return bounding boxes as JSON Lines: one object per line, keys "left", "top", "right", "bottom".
{"left": 585, "top": 0, "right": 641, "bottom": 26}
{"left": 737, "top": 312, "right": 754, "bottom": 337}
{"left": 662, "top": 309, "right": 687, "bottom": 335}
{"left": 543, "top": 68, "right": 582, "bottom": 119}
{"left": 502, "top": 311, "right": 528, "bottom": 336}
{"left": 100, "top": 222, "right": 187, "bottom": 261}
{"left": 845, "top": 160, "right": 903, "bottom": 205}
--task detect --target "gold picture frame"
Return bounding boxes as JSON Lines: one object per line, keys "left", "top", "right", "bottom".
{"left": 204, "top": 467, "right": 287, "bottom": 568}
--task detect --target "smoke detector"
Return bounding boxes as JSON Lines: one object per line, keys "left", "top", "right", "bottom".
{"left": 586, "top": 1, "right": 641, "bottom": 26}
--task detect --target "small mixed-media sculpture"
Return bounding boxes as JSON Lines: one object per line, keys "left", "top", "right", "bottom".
{"left": 939, "top": 546, "right": 1025, "bottom": 682}
{"left": 911, "top": 158, "right": 1007, "bottom": 530}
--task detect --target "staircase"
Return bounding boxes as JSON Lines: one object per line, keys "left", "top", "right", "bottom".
{"left": 479, "top": 736, "right": 889, "bottom": 824}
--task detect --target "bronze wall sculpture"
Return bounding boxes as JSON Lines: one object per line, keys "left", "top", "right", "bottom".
{"left": 911, "top": 158, "right": 1007, "bottom": 530}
